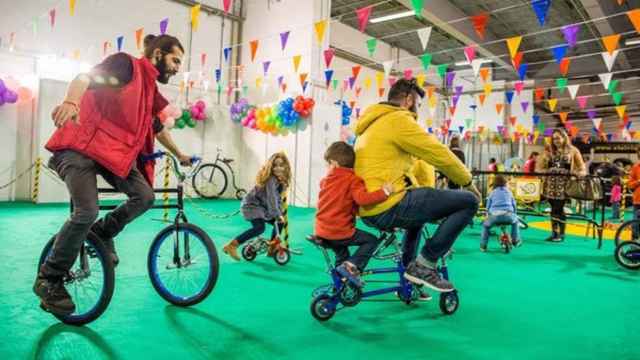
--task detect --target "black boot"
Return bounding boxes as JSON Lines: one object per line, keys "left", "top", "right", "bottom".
{"left": 545, "top": 221, "right": 559, "bottom": 242}
{"left": 556, "top": 222, "right": 566, "bottom": 242}
{"left": 33, "top": 268, "right": 76, "bottom": 316}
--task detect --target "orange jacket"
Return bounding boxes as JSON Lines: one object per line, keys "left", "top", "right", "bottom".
{"left": 315, "top": 167, "right": 387, "bottom": 240}
{"left": 627, "top": 163, "right": 640, "bottom": 205}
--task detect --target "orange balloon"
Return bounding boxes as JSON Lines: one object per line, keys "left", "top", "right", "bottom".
{"left": 17, "top": 87, "right": 33, "bottom": 103}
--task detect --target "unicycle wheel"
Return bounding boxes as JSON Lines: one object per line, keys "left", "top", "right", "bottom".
{"left": 614, "top": 241, "right": 640, "bottom": 270}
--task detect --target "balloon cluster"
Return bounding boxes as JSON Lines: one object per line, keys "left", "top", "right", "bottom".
{"left": 338, "top": 101, "right": 353, "bottom": 126}
{"left": 190, "top": 100, "right": 207, "bottom": 121}
{"left": 0, "top": 79, "right": 18, "bottom": 106}
{"left": 231, "top": 96, "right": 315, "bottom": 135}
{"left": 158, "top": 101, "right": 207, "bottom": 130}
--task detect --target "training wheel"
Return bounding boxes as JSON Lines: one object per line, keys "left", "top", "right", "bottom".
{"left": 338, "top": 281, "right": 362, "bottom": 307}
{"left": 614, "top": 241, "right": 640, "bottom": 270}
{"left": 310, "top": 295, "right": 335, "bottom": 322}
{"left": 439, "top": 291, "right": 459, "bottom": 315}
{"left": 242, "top": 245, "right": 257, "bottom": 261}
{"left": 273, "top": 248, "right": 291, "bottom": 266}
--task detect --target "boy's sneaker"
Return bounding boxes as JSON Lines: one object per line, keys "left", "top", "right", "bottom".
{"left": 404, "top": 261, "right": 454, "bottom": 292}
{"left": 480, "top": 244, "right": 487, "bottom": 252}
{"left": 33, "top": 276, "right": 75, "bottom": 316}
{"left": 336, "top": 262, "right": 364, "bottom": 288}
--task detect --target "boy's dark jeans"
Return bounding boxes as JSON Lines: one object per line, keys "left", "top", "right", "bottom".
{"left": 40, "top": 150, "right": 155, "bottom": 278}
{"left": 325, "top": 229, "right": 382, "bottom": 271}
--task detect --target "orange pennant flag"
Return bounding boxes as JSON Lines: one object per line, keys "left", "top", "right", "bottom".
{"left": 249, "top": 40, "right": 259, "bottom": 62}
{"left": 449, "top": 107, "right": 457, "bottom": 116}
{"left": 506, "top": 36, "right": 522, "bottom": 59}
{"left": 602, "top": 34, "right": 621, "bottom": 55}
{"left": 191, "top": 4, "right": 201, "bottom": 30}
{"left": 511, "top": 52, "right": 523, "bottom": 70}
{"left": 478, "top": 94, "right": 486, "bottom": 106}
{"left": 509, "top": 116, "right": 517, "bottom": 126}
{"left": 135, "top": 28, "right": 144, "bottom": 50}
{"left": 479, "top": 68, "right": 490, "bottom": 82}
{"left": 547, "top": 98, "right": 558, "bottom": 112}
{"left": 628, "top": 10, "right": 640, "bottom": 34}
{"left": 559, "top": 112, "right": 569, "bottom": 123}
{"left": 299, "top": 73, "right": 308, "bottom": 88}
{"left": 378, "top": 88, "right": 385, "bottom": 98}
{"left": 69, "top": 0, "right": 76, "bottom": 16}
{"left": 314, "top": 20, "right": 328, "bottom": 43}
{"left": 427, "top": 86, "right": 435, "bottom": 99}
{"left": 559, "top": 58, "right": 571, "bottom": 76}
{"left": 282, "top": 83, "right": 288, "bottom": 93}
{"left": 292, "top": 55, "right": 302, "bottom": 73}
{"left": 352, "top": 65, "right": 362, "bottom": 80}
{"left": 496, "top": 103, "right": 504, "bottom": 115}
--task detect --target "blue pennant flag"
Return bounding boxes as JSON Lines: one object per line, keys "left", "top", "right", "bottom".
{"left": 116, "top": 36, "right": 124, "bottom": 52}
{"left": 324, "top": 70, "right": 334, "bottom": 86}
{"left": 518, "top": 63, "right": 529, "bottom": 81}
{"left": 505, "top": 90, "right": 515, "bottom": 104}
{"left": 223, "top": 47, "right": 232, "bottom": 63}
{"left": 552, "top": 45, "right": 568, "bottom": 64}
{"left": 214, "top": 68, "right": 221, "bottom": 83}
{"left": 532, "top": 114, "right": 540, "bottom": 125}
{"left": 532, "top": 0, "right": 551, "bottom": 27}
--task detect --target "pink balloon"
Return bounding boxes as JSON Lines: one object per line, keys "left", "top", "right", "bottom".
{"left": 250, "top": 119, "right": 257, "bottom": 129}
{"left": 164, "top": 117, "right": 176, "bottom": 129}
{"left": 196, "top": 100, "right": 206, "bottom": 110}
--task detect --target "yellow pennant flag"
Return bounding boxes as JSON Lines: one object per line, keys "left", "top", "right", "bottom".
{"left": 72, "top": 49, "right": 80, "bottom": 60}
{"left": 416, "top": 73, "right": 426, "bottom": 88}
{"left": 292, "top": 55, "right": 302, "bottom": 73}
{"left": 191, "top": 4, "right": 201, "bottom": 31}
{"left": 314, "top": 20, "right": 328, "bottom": 43}
{"left": 559, "top": 112, "right": 569, "bottom": 123}
{"left": 364, "top": 77, "right": 372, "bottom": 90}
{"left": 428, "top": 94, "right": 437, "bottom": 108}
{"left": 506, "top": 36, "right": 522, "bottom": 59}
{"left": 69, "top": 0, "right": 76, "bottom": 16}
{"left": 426, "top": 119, "right": 433, "bottom": 127}
{"left": 547, "top": 98, "right": 558, "bottom": 112}
{"left": 483, "top": 83, "right": 493, "bottom": 97}
{"left": 375, "top": 72, "right": 384, "bottom": 88}
{"left": 256, "top": 77, "right": 263, "bottom": 89}
{"left": 616, "top": 105, "right": 626, "bottom": 119}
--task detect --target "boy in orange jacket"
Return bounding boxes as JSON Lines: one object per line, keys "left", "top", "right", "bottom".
{"left": 315, "top": 141, "right": 392, "bottom": 287}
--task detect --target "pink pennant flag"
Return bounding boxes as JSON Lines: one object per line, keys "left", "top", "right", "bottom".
{"left": 356, "top": 6, "right": 373, "bottom": 32}
{"left": 464, "top": 45, "right": 476, "bottom": 63}
{"left": 49, "top": 9, "right": 56, "bottom": 28}
{"left": 576, "top": 96, "right": 588, "bottom": 109}
{"left": 223, "top": 0, "right": 232, "bottom": 13}
{"left": 323, "top": 49, "right": 335, "bottom": 68}
{"left": 404, "top": 69, "right": 413, "bottom": 79}
{"left": 514, "top": 81, "right": 524, "bottom": 95}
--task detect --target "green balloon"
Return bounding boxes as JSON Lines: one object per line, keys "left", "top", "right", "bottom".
{"left": 181, "top": 110, "right": 191, "bottom": 121}
{"left": 186, "top": 118, "right": 196, "bottom": 128}
{"left": 176, "top": 118, "right": 186, "bottom": 129}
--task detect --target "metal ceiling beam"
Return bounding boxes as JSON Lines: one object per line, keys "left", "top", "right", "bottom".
{"left": 395, "top": 0, "right": 515, "bottom": 75}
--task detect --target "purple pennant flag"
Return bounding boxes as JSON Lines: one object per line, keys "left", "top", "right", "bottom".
{"left": 521, "top": 101, "right": 530, "bottom": 113}
{"left": 356, "top": 108, "right": 361, "bottom": 118}
{"left": 453, "top": 94, "right": 461, "bottom": 107}
{"left": 497, "top": 125, "right": 504, "bottom": 133}
{"left": 262, "top": 61, "right": 271, "bottom": 76}
{"left": 223, "top": 47, "right": 231, "bottom": 63}
{"left": 348, "top": 76, "right": 356, "bottom": 90}
{"left": 587, "top": 109, "right": 597, "bottom": 119}
{"left": 562, "top": 24, "right": 580, "bottom": 48}
{"left": 446, "top": 71, "right": 456, "bottom": 88}
{"left": 455, "top": 85, "right": 463, "bottom": 96}
{"left": 214, "top": 68, "right": 221, "bottom": 82}
{"left": 280, "top": 31, "right": 290, "bottom": 51}
{"left": 160, "top": 18, "right": 169, "bottom": 35}
{"left": 116, "top": 36, "right": 124, "bottom": 52}
{"left": 277, "top": 75, "right": 284, "bottom": 88}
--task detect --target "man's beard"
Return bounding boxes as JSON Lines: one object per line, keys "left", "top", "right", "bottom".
{"left": 155, "top": 57, "right": 173, "bottom": 84}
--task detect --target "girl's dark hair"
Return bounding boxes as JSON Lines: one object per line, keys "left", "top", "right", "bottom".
{"left": 143, "top": 34, "right": 184, "bottom": 58}
{"left": 450, "top": 136, "right": 460, "bottom": 149}
{"left": 493, "top": 175, "right": 507, "bottom": 188}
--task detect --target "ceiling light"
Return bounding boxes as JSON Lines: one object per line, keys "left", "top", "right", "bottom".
{"left": 370, "top": 10, "right": 414, "bottom": 24}
{"left": 626, "top": 38, "right": 640, "bottom": 46}
{"left": 454, "top": 58, "right": 493, "bottom": 67}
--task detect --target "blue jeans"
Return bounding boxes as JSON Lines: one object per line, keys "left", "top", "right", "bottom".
{"left": 611, "top": 202, "right": 620, "bottom": 219}
{"left": 362, "top": 188, "right": 479, "bottom": 265}
{"left": 481, "top": 213, "right": 519, "bottom": 247}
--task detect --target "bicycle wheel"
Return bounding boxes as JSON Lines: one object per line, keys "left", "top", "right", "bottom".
{"left": 614, "top": 219, "right": 640, "bottom": 247}
{"left": 148, "top": 223, "right": 219, "bottom": 306}
{"left": 37, "top": 233, "right": 115, "bottom": 326}
{"left": 192, "top": 164, "right": 228, "bottom": 199}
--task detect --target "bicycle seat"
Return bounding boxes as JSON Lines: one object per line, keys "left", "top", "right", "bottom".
{"left": 222, "top": 158, "right": 234, "bottom": 164}
{"left": 306, "top": 235, "right": 330, "bottom": 248}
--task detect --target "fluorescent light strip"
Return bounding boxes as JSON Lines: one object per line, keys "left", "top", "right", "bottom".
{"left": 370, "top": 10, "right": 414, "bottom": 24}
{"left": 626, "top": 38, "right": 640, "bottom": 46}
{"left": 454, "top": 59, "right": 494, "bottom": 66}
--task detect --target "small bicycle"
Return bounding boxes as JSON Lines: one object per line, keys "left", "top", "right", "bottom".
{"left": 613, "top": 219, "right": 640, "bottom": 270}
{"left": 38, "top": 152, "right": 219, "bottom": 325}
{"left": 308, "top": 229, "right": 459, "bottom": 322}
{"left": 241, "top": 222, "right": 294, "bottom": 266}
{"left": 192, "top": 147, "right": 246, "bottom": 200}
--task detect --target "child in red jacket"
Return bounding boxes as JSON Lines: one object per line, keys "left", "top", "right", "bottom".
{"left": 315, "top": 141, "right": 392, "bottom": 287}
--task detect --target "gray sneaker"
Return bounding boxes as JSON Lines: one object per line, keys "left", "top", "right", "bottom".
{"left": 404, "top": 261, "right": 454, "bottom": 292}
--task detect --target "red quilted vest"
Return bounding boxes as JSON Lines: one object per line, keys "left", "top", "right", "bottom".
{"left": 46, "top": 55, "right": 159, "bottom": 185}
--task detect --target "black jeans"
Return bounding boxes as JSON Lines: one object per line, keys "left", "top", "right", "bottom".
{"left": 41, "top": 150, "right": 155, "bottom": 278}
{"left": 235, "top": 219, "right": 283, "bottom": 244}
{"left": 548, "top": 198, "right": 566, "bottom": 236}
{"left": 324, "top": 229, "right": 382, "bottom": 271}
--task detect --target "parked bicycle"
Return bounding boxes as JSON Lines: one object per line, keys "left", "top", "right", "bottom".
{"left": 192, "top": 147, "right": 246, "bottom": 200}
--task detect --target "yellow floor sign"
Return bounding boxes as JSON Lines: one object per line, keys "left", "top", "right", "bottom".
{"left": 528, "top": 220, "right": 633, "bottom": 241}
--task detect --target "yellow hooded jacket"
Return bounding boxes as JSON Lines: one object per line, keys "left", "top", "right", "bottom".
{"left": 354, "top": 103, "right": 472, "bottom": 217}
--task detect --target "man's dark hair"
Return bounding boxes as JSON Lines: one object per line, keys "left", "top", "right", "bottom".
{"left": 530, "top": 151, "right": 539, "bottom": 158}
{"left": 325, "top": 141, "right": 355, "bottom": 168}
{"left": 493, "top": 175, "right": 507, "bottom": 188}
{"left": 489, "top": 158, "right": 496, "bottom": 163}
{"left": 388, "top": 78, "right": 425, "bottom": 103}
{"left": 144, "top": 34, "right": 184, "bottom": 58}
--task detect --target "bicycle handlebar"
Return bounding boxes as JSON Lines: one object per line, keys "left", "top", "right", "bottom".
{"left": 143, "top": 151, "right": 202, "bottom": 181}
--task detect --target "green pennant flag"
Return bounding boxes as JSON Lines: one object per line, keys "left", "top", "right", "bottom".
{"left": 465, "top": 118, "right": 473, "bottom": 129}
{"left": 32, "top": 19, "right": 38, "bottom": 37}
{"left": 332, "top": 79, "right": 339, "bottom": 91}
{"left": 242, "top": 85, "right": 249, "bottom": 97}
{"left": 411, "top": 0, "right": 424, "bottom": 18}
{"left": 216, "top": 83, "right": 222, "bottom": 94}
{"left": 366, "top": 38, "right": 377, "bottom": 57}
{"left": 538, "top": 122, "right": 546, "bottom": 132}
{"left": 612, "top": 92, "right": 623, "bottom": 106}
{"left": 556, "top": 78, "right": 568, "bottom": 94}
{"left": 421, "top": 53, "right": 432, "bottom": 71}
{"left": 437, "top": 64, "right": 448, "bottom": 79}
{"left": 608, "top": 79, "right": 619, "bottom": 94}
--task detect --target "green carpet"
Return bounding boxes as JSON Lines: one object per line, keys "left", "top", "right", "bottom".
{"left": 0, "top": 200, "right": 637, "bottom": 360}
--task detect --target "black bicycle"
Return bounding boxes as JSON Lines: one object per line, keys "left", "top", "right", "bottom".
{"left": 192, "top": 147, "right": 246, "bottom": 200}
{"left": 38, "top": 152, "right": 219, "bottom": 325}
{"left": 613, "top": 219, "right": 640, "bottom": 270}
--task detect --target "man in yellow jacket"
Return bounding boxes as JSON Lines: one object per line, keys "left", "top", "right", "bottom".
{"left": 355, "top": 78, "right": 480, "bottom": 293}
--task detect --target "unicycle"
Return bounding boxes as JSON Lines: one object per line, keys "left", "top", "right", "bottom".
{"left": 37, "top": 233, "right": 115, "bottom": 326}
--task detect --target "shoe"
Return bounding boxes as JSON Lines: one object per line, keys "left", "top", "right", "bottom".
{"left": 480, "top": 244, "right": 487, "bottom": 252}
{"left": 223, "top": 240, "right": 241, "bottom": 261}
{"left": 403, "top": 261, "right": 454, "bottom": 292}
{"left": 33, "top": 275, "right": 76, "bottom": 316}
{"left": 550, "top": 236, "right": 564, "bottom": 243}
{"left": 336, "top": 262, "right": 364, "bottom": 288}
{"left": 512, "top": 240, "right": 522, "bottom": 248}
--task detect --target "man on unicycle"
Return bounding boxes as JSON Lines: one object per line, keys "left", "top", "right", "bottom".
{"left": 34, "top": 34, "right": 192, "bottom": 316}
